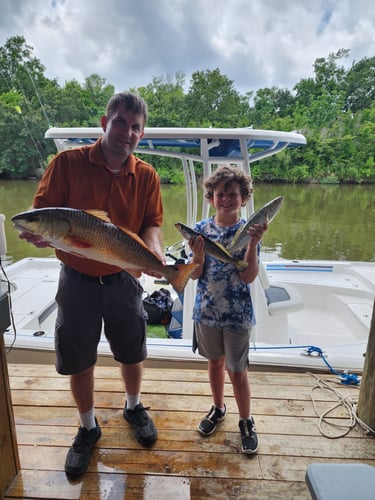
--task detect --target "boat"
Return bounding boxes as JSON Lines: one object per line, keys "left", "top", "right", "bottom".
{"left": 1, "top": 126, "right": 374, "bottom": 375}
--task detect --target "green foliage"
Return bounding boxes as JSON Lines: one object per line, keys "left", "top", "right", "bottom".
{"left": 137, "top": 73, "right": 187, "bottom": 127}
{"left": 185, "top": 68, "right": 246, "bottom": 127}
{"left": 0, "top": 37, "right": 374, "bottom": 184}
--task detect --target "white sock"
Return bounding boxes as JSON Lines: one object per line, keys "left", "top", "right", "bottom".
{"left": 79, "top": 407, "right": 96, "bottom": 430}
{"left": 126, "top": 393, "right": 140, "bottom": 410}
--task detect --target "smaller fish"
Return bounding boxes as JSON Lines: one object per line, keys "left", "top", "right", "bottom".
{"left": 228, "top": 196, "right": 283, "bottom": 253}
{"left": 175, "top": 222, "right": 248, "bottom": 272}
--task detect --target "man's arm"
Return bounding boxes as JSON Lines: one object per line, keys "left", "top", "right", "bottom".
{"left": 139, "top": 226, "right": 166, "bottom": 278}
{"left": 140, "top": 226, "right": 165, "bottom": 264}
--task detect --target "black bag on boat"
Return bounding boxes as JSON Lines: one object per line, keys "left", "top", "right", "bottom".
{"left": 143, "top": 288, "right": 173, "bottom": 325}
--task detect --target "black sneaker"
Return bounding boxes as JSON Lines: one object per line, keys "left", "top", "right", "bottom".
{"left": 239, "top": 417, "right": 259, "bottom": 454}
{"left": 123, "top": 402, "right": 158, "bottom": 447}
{"left": 198, "top": 405, "right": 226, "bottom": 436}
{"left": 64, "top": 418, "right": 101, "bottom": 479}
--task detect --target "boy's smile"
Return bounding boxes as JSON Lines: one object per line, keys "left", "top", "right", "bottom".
{"left": 212, "top": 181, "right": 245, "bottom": 218}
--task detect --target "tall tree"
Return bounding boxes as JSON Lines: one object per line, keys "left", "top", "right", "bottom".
{"left": 251, "top": 86, "right": 295, "bottom": 128}
{"left": 345, "top": 56, "right": 375, "bottom": 113}
{"left": 294, "top": 49, "right": 349, "bottom": 129}
{"left": 185, "top": 68, "right": 245, "bottom": 127}
{"left": 0, "top": 36, "right": 55, "bottom": 177}
{"left": 137, "top": 72, "right": 187, "bottom": 127}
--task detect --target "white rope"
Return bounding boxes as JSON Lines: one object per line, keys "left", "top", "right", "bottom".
{"left": 307, "top": 372, "right": 375, "bottom": 439}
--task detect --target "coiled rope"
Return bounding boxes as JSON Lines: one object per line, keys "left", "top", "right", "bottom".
{"left": 307, "top": 372, "right": 375, "bottom": 438}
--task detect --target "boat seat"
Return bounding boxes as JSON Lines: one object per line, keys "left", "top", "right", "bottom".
{"left": 264, "top": 283, "right": 304, "bottom": 315}
{"left": 305, "top": 463, "right": 375, "bottom": 500}
{"left": 258, "top": 261, "right": 304, "bottom": 316}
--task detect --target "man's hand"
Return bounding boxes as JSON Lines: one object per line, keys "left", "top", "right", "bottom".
{"left": 19, "top": 231, "right": 51, "bottom": 248}
{"left": 142, "top": 248, "right": 166, "bottom": 279}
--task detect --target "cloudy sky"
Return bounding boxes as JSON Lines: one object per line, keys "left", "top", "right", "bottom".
{"left": 1, "top": 0, "right": 375, "bottom": 95}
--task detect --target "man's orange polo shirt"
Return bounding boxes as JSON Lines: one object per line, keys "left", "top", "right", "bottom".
{"left": 33, "top": 138, "right": 163, "bottom": 276}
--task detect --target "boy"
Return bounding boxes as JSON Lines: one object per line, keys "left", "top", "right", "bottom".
{"left": 188, "top": 165, "right": 267, "bottom": 454}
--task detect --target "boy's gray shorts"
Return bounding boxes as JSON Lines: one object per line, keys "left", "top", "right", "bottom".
{"left": 193, "top": 322, "right": 251, "bottom": 372}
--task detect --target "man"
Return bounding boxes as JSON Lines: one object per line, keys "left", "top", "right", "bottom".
{"left": 20, "top": 92, "right": 163, "bottom": 479}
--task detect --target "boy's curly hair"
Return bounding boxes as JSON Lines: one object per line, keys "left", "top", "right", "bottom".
{"left": 204, "top": 165, "right": 252, "bottom": 202}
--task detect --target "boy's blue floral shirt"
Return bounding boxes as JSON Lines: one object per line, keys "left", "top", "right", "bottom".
{"left": 191, "top": 216, "right": 257, "bottom": 330}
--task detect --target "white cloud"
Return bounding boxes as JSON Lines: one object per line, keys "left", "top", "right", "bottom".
{"left": 1, "top": 0, "right": 374, "bottom": 94}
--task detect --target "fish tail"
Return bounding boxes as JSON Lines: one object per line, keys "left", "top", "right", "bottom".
{"left": 235, "top": 260, "right": 248, "bottom": 272}
{"left": 168, "top": 262, "right": 199, "bottom": 294}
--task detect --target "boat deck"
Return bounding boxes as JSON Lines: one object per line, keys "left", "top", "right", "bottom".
{"left": 5, "top": 363, "right": 375, "bottom": 499}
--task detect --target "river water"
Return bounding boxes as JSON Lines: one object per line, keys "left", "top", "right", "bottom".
{"left": 1, "top": 180, "right": 374, "bottom": 264}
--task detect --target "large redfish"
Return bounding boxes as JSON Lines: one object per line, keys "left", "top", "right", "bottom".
{"left": 12, "top": 207, "right": 198, "bottom": 294}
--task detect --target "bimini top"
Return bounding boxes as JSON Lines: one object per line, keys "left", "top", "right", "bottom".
{"left": 45, "top": 126, "right": 306, "bottom": 164}
{"left": 45, "top": 126, "right": 306, "bottom": 222}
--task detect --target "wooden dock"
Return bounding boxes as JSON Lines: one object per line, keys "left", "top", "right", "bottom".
{"left": 4, "top": 363, "right": 375, "bottom": 499}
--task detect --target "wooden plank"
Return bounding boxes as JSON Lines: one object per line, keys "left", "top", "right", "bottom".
{"left": 15, "top": 429, "right": 375, "bottom": 463}
{"left": 9, "top": 389, "right": 359, "bottom": 420}
{"left": 5, "top": 470, "right": 312, "bottom": 500}
{"left": 15, "top": 444, "right": 375, "bottom": 484}
{"left": 13, "top": 407, "right": 369, "bottom": 438}
{"left": 8, "top": 375, "right": 360, "bottom": 404}
{"left": 8, "top": 363, "right": 345, "bottom": 386}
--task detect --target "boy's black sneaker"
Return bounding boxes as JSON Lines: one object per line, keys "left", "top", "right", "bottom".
{"left": 239, "top": 416, "right": 259, "bottom": 454}
{"left": 198, "top": 405, "right": 226, "bottom": 436}
{"left": 123, "top": 402, "right": 158, "bottom": 447}
{"left": 64, "top": 418, "right": 101, "bottom": 480}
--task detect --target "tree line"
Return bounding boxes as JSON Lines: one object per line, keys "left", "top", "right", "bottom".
{"left": 1, "top": 36, "right": 374, "bottom": 184}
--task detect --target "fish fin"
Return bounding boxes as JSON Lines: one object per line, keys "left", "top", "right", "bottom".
{"left": 214, "top": 240, "right": 230, "bottom": 253}
{"left": 115, "top": 225, "right": 168, "bottom": 264}
{"left": 235, "top": 260, "right": 248, "bottom": 272}
{"left": 228, "top": 225, "right": 243, "bottom": 249}
{"left": 84, "top": 210, "right": 112, "bottom": 223}
{"left": 207, "top": 239, "right": 235, "bottom": 257}
{"left": 64, "top": 236, "right": 92, "bottom": 248}
{"left": 117, "top": 225, "right": 162, "bottom": 258}
{"left": 167, "top": 263, "right": 199, "bottom": 294}
{"left": 117, "top": 225, "right": 145, "bottom": 244}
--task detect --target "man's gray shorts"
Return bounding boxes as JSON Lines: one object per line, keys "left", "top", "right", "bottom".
{"left": 54, "top": 265, "right": 148, "bottom": 375}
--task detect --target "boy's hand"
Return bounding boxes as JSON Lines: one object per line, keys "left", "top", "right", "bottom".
{"left": 189, "top": 235, "right": 205, "bottom": 262}
{"left": 247, "top": 223, "right": 268, "bottom": 245}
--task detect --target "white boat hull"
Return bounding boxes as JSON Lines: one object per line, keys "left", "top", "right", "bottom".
{"left": 3, "top": 256, "right": 373, "bottom": 374}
